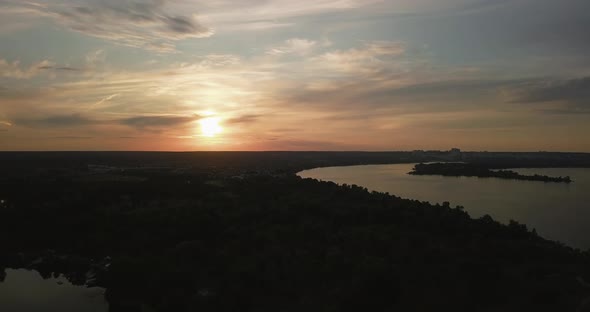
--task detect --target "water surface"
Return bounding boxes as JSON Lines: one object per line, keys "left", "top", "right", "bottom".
{"left": 0, "top": 269, "right": 108, "bottom": 312}
{"left": 299, "top": 164, "right": 590, "bottom": 249}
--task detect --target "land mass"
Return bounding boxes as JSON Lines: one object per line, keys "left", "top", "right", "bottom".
{"left": 1, "top": 151, "right": 590, "bottom": 312}
{"left": 409, "top": 162, "right": 573, "bottom": 183}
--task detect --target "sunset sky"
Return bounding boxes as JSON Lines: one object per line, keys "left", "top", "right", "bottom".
{"left": 1, "top": 0, "right": 589, "bottom": 151}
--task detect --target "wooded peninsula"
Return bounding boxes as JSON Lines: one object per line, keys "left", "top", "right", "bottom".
{"left": 409, "top": 162, "right": 573, "bottom": 183}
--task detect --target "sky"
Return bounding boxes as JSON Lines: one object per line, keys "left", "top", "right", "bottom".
{"left": 0, "top": 0, "right": 589, "bottom": 151}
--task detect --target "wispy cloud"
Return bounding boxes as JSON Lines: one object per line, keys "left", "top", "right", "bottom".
{"left": 93, "top": 93, "right": 120, "bottom": 108}
{"left": 0, "top": 120, "right": 12, "bottom": 132}
{"left": 315, "top": 41, "right": 406, "bottom": 74}
{"left": 267, "top": 38, "right": 318, "bottom": 56}
{"left": 12, "top": 114, "right": 202, "bottom": 131}
{"left": 2, "top": 18, "right": 590, "bottom": 152}
{"left": 37, "top": 65, "right": 81, "bottom": 72}
{"left": 510, "top": 77, "right": 590, "bottom": 104}
{"left": 119, "top": 114, "right": 201, "bottom": 129}
{"left": 203, "top": 0, "right": 367, "bottom": 31}
{"left": 0, "top": 57, "right": 89, "bottom": 80}
{"left": 320, "top": 41, "right": 406, "bottom": 62}
{"left": 53, "top": 136, "right": 95, "bottom": 140}
{"left": 226, "top": 114, "right": 261, "bottom": 124}
{"left": 2, "top": 0, "right": 212, "bottom": 52}
{"left": 502, "top": 76, "right": 590, "bottom": 115}
{"left": 0, "top": 59, "right": 54, "bottom": 79}
{"left": 13, "top": 114, "right": 97, "bottom": 128}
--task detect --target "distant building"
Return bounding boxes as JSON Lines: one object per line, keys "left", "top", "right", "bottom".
{"left": 449, "top": 148, "right": 462, "bottom": 160}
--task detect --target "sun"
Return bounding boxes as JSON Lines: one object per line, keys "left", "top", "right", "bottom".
{"left": 199, "top": 117, "right": 223, "bottom": 137}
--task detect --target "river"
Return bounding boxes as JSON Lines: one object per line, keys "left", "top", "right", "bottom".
{"left": 299, "top": 164, "right": 590, "bottom": 249}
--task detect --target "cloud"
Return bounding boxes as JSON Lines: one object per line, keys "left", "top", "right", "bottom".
{"left": 13, "top": 114, "right": 98, "bottom": 128}
{"left": 511, "top": 77, "right": 590, "bottom": 104}
{"left": 53, "top": 136, "right": 95, "bottom": 140}
{"left": 219, "top": 21, "right": 294, "bottom": 32}
{"left": 37, "top": 65, "right": 81, "bottom": 72}
{"left": 0, "top": 58, "right": 87, "bottom": 79}
{"left": 196, "top": 54, "right": 241, "bottom": 67}
{"left": 203, "top": 0, "right": 366, "bottom": 31}
{"left": 321, "top": 41, "right": 404, "bottom": 62}
{"left": 538, "top": 108, "right": 590, "bottom": 115}
{"left": 5, "top": 0, "right": 212, "bottom": 52}
{"left": 267, "top": 38, "right": 318, "bottom": 56}
{"left": 93, "top": 94, "right": 120, "bottom": 108}
{"left": 0, "top": 120, "right": 12, "bottom": 132}
{"left": 315, "top": 41, "right": 406, "bottom": 73}
{"left": 0, "top": 59, "right": 55, "bottom": 79}
{"left": 119, "top": 114, "right": 201, "bottom": 129}
{"left": 226, "top": 114, "right": 261, "bottom": 124}
{"left": 369, "top": 79, "right": 515, "bottom": 100}
{"left": 503, "top": 76, "right": 590, "bottom": 114}
{"left": 277, "top": 73, "right": 541, "bottom": 120}
{"left": 12, "top": 113, "right": 201, "bottom": 131}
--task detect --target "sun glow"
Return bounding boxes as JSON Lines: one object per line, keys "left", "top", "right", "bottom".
{"left": 199, "top": 117, "right": 223, "bottom": 137}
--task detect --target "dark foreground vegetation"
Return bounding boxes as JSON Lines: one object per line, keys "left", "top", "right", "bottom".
{"left": 410, "top": 162, "right": 573, "bottom": 183}
{"left": 1, "top": 152, "right": 590, "bottom": 312}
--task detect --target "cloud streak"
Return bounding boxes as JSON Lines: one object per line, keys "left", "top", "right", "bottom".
{"left": 120, "top": 115, "right": 201, "bottom": 129}
{"left": 13, "top": 114, "right": 98, "bottom": 128}
{"left": 0, "top": 59, "right": 55, "bottom": 79}
{"left": 13, "top": 114, "right": 202, "bottom": 131}
{"left": 3, "top": 0, "right": 212, "bottom": 52}
{"left": 226, "top": 114, "right": 261, "bottom": 124}
{"left": 511, "top": 77, "right": 590, "bottom": 105}
{"left": 267, "top": 38, "right": 318, "bottom": 56}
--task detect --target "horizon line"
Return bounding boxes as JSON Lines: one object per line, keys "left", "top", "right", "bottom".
{"left": 1, "top": 150, "right": 589, "bottom": 154}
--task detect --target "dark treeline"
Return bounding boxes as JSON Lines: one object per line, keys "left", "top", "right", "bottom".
{"left": 410, "top": 162, "right": 573, "bottom": 183}
{"left": 0, "top": 165, "right": 589, "bottom": 310}
{"left": 2, "top": 151, "right": 590, "bottom": 178}
{"left": 0, "top": 151, "right": 415, "bottom": 178}
{"left": 1, "top": 152, "right": 590, "bottom": 311}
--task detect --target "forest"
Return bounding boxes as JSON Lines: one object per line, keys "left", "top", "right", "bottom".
{"left": 410, "top": 162, "right": 573, "bottom": 183}
{"left": 1, "top": 152, "right": 590, "bottom": 311}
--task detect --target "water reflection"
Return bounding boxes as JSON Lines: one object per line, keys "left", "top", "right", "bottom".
{"left": 0, "top": 269, "right": 108, "bottom": 312}
{"left": 299, "top": 164, "right": 590, "bottom": 249}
